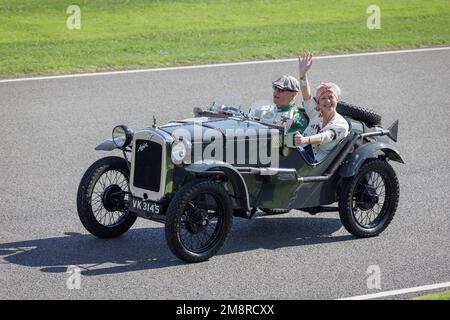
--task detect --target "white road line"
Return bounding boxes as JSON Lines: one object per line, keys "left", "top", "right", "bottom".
{"left": 1, "top": 46, "right": 449, "bottom": 84}
{"left": 338, "top": 281, "right": 450, "bottom": 300}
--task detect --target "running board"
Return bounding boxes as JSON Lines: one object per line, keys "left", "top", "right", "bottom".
{"left": 131, "top": 211, "right": 166, "bottom": 223}
{"left": 300, "top": 206, "right": 339, "bottom": 215}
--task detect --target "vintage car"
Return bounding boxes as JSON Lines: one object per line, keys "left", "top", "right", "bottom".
{"left": 77, "top": 100, "right": 404, "bottom": 263}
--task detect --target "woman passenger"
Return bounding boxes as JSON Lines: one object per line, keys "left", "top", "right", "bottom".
{"left": 294, "top": 53, "right": 349, "bottom": 163}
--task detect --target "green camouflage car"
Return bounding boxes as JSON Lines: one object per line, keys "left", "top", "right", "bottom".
{"left": 77, "top": 101, "right": 403, "bottom": 263}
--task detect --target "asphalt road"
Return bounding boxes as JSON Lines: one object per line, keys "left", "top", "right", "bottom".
{"left": 0, "top": 48, "right": 449, "bottom": 300}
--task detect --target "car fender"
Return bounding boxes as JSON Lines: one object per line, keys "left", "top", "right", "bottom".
{"left": 339, "top": 142, "right": 405, "bottom": 178}
{"left": 95, "top": 139, "right": 117, "bottom": 151}
{"left": 185, "top": 160, "right": 250, "bottom": 211}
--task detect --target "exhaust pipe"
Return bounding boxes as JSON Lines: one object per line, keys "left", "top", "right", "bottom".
{"left": 359, "top": 120, "right": 399, "bottom": 142}
{"left": 386, "top": 120, "right": 399, "bottom": 142}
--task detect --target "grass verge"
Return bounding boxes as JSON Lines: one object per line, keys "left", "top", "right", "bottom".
{"left": 1, "top": 0, "right": 449, "bottom": 77}
{"left": 413, "top": 291, "right": 450, "bottom": 300}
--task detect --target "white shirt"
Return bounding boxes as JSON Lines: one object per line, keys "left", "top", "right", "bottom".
{"left": 301, "top": 99, "right": 349, "bottom": 162}
{"left": 260, "top": 105, "right": 295, "bottom": 128}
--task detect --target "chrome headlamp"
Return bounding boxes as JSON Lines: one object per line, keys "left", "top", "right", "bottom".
{"left": 112, "top": 125, "right": 133, "bottom": 149}
{"left": 171, "top": 139, "right": 191, "bottom": 164}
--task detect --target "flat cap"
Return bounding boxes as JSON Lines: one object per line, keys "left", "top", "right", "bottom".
{"left": 272, "top": 75, "right": 300, "bottom": 92}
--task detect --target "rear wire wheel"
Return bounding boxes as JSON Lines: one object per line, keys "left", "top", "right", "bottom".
{"left": 339, "top": 159, "right": 399, "bottom": 237}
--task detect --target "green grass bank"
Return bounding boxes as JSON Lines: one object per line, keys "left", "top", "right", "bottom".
{"left": 1, "top": 0, "right": 449, "bottom": 77}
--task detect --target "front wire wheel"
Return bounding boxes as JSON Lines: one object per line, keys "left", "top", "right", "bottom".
{"left": 165, "top": 180, "right": 233, "bottom": 263}
{"left": 91, "top": 169, "right": 129, "bottom": 227}
{"left": 339, "top": 159, "right": 399, "bottom": 238}
{"left": 77, "top": 156, "right": 137, "bottom": 238}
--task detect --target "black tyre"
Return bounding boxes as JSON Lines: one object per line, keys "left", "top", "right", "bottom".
{"left": 260, "top": 208, "right": 290, "bottom": 215}
{"left": 77, "top": 156, "right": 137, "bottom": 238}
{"left": 339, "top": 159, "right": 399, "bottom": 238}
{"left": 165, "top": 180, "right": 233, "bottom": 263}
{"left": 337, "top": 101, "right": 382, "bottom": 127}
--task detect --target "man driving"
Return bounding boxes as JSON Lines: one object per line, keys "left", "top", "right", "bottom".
{"left": 270, "top": 75, "right": 309, "bottom": 133}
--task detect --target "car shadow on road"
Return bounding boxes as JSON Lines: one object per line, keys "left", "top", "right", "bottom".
{"left": 222, "top": 214, "right": 353, "bottom": 254}
{"left": 0, "top": 215, "right": 354, "bottom": 276}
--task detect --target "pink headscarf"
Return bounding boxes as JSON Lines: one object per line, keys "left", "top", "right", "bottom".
{"left": 315, "top": 82, "right": 339, "bottom": 103}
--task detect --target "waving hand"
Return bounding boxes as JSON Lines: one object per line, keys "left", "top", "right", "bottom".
{"left": 299, "top": 52, "right": 313, "bottom": 77}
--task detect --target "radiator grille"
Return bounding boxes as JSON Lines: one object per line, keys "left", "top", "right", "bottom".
{"left": 133, "top": 139, "right": 162, "bottom": 192}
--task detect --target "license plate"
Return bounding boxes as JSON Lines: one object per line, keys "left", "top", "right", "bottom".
{"left": 130, "top": 198, "right": 161, "bottom": 215}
